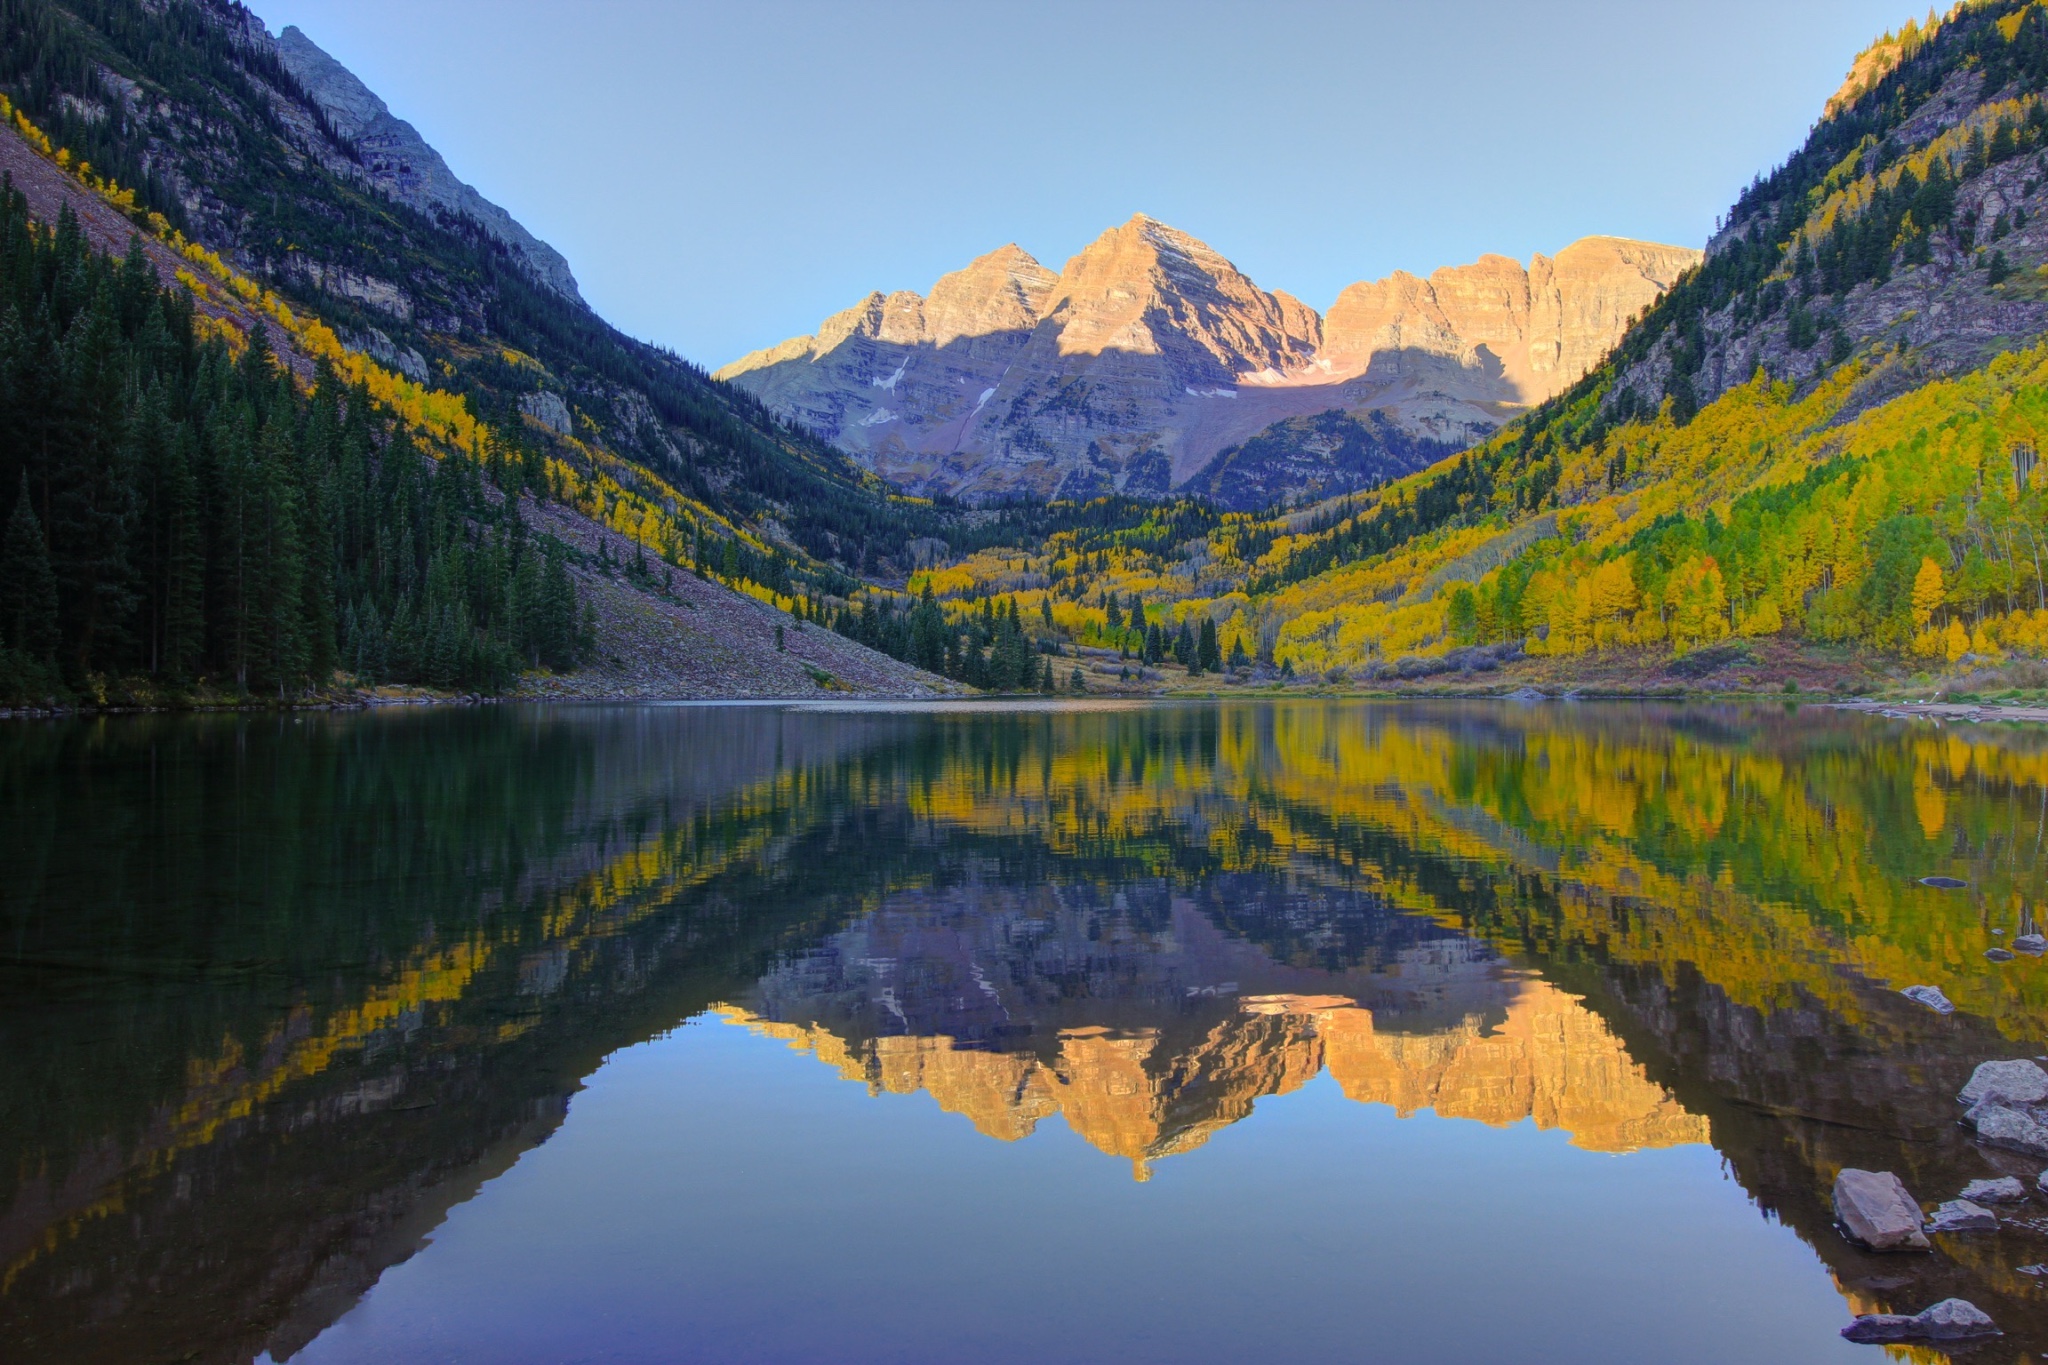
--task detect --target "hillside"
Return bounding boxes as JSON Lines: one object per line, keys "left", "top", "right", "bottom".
{"left": 885, "top": 0, "right": 2048, "bottom": 698}
{"left": 717, "top": 218, "right": 1695, "bottom": 509}
{"left": 0, "top": 0, "right": 956, "bottom": 704}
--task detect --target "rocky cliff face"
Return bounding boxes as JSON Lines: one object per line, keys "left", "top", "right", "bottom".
{"left": 273, "top": 26, "right": 583, "bottom": 303}
{"left": 717, "top": 219, "right": 1698, "bottom": 505}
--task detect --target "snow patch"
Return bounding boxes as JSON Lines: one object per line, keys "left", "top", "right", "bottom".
{"left": 972, "top": 386, "right": 997, "bottom": 413}
{"left": 1183, "top": 386, "right": 1238, "bottom": 399}
{"left": 871, "top": 358, "right": 908, "bottom": 391}
{"left": 860, "top": 407, "right": 897, "bottom": 427}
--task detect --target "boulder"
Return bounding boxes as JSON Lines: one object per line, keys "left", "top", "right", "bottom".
{"left": 1970, "top": 1102, "right": 2048, "bottom": 1158}
{"left": 1958, "top": 1059, "right": 2048, "bottom": 1106}
{"left": 1960, "top": 1175, "right": 2027, "bottom": 1203}
{"left": 1842, "top": 1298, "right": 1999, "bottom": 1343}
{"left": 1900, "top": 984, "right": 1955, "bottom": 1013}
{"left": 1987, "top": 947, "right": 2016, "bottom": 961}
{"left": 1833, "top": 1169, "right": 1931, "bottom": 1251}
{"left": 2016, "top": 934, "right": 2048, "bottom": 955}
{"left": 1925, "top": 1199, "right": 1999, "bottom": 1232}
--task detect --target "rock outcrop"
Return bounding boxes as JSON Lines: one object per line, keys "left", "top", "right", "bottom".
{"left": 1832, "top": 1168, "right": 1932, "bottom": 1251}
{"left": 273, "top": 26, "right": 583, "bottom": 304}
{"left": 1842, "top": 1298, "right": 1999, "bottom": 1343}
{"left": 717, "top": 218, "right": 1697, "bottom": 505}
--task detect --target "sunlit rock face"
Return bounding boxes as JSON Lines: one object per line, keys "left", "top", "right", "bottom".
{"left": 1318, "top": 238, "right": 1703, "bottom": 407}
{"left": 719, "top": 883, "right": 1705, "bottom": 1175}
{"left": 716, "top": 219, "right": 1698, "bottom": 504}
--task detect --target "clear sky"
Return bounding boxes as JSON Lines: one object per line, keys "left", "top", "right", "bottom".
{"left": 246, "top": 1, "right": 1929, "bottom": 369}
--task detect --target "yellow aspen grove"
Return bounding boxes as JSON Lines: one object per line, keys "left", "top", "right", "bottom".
{"left": 1912, "top": 557, "right": 1946, "bottom": 631}
{"left": 1944, "top": 618, "right": 1970, "bottom": 663}
{"left": 1666, "top": 557, "right": 1730, "bottom": 652}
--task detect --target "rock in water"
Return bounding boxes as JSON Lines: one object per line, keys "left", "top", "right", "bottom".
{"left": 1920, "top": 876, "right": 1969, "bottom": 889}
{"left": 1960, "top": 1176, "right": 2027, "bottom": 1203}
{"left": 1925, "top": 1199, "right": 1999, "bottom": 1232}
{"left": 2016, "top": 934, "right": 2048, "bottom": 955}
{"left": 1900, "top": 984, "right": 1955, "bottom": 1013}
{"left": 1959, "top": 1059, "right": 2048, "bottom": 1106}
{"left": 1833, "top": 1169, "right": 1932, "bottom": 1251}
{"left": 1987, "top": 947, "right": 2016, "bottom": 961}
{"left": 1968, "top": 1102, "right": 2048, "bottom": 1158}
{"left": 1842, "top": 1298, "right": 1999, "bottom": 1343}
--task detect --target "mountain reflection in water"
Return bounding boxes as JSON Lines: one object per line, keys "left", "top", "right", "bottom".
{"left": 725, "top": 885, "right": 1706, "bottom": 1176}
{"left": 2, "top": 700, "right": 2046, "bottom": 1363}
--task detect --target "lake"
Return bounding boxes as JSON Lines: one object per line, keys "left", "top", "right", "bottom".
{"left": 2, "top": 699, "right": 2044, "bottom": 1363}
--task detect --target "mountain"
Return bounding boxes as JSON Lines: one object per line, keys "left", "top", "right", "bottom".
{"left": 717, "top": 217, "right": 1697, "bottom": 507}
{"left": 900, "top": 1, "right": 2048, "bottom": 697}
{"left": 272, "top": 25, "right": 583, "bottom": 304}
{"left": 0, "top": 0, "right": 963, "bottom": 704}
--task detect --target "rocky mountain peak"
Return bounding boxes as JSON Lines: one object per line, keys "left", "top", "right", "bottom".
{"left": 923, "top": 244, "right": 1057, "bottom": 346}
{"left": 717, "top": 218, "right": 1697, "bottom": 505}
{"left": 273, "top": 25, "right": 584, "bottom": 305}
{"left": 1044, "top": 215, "right": 1322, "bottom": 381}
{"left": 1319, "top": 238, "right": 1699, "bottom": 404}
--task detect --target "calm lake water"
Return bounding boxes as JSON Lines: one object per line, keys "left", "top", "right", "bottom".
{"left": 4, "top": 700, "right": 2047, "bottom": 1363}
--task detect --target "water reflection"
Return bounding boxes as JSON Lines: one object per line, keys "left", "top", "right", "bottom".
{"left": 2, "top": 701, "right": 2046, "bottom": 1362}
{"left": 727, "top": 882, "right": 1705, "bottom": 1176}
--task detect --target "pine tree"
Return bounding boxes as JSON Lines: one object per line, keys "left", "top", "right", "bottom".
{"left": 1, "top": 472, "right": 60, "bottom": 662}
{"left": 1197, "top": 617, "right": 1220, "bottom": 673}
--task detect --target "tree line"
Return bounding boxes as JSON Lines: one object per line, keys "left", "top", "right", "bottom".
{"left": 0, "top": 186, "right": 589, "bottom": 704}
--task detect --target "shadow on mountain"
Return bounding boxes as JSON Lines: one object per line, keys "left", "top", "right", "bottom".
{"left": 730, "top": 320, "right": 1521, "bottom": 505}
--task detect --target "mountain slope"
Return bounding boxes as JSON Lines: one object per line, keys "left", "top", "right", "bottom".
{"left": 887, "top": 1, "right": 2048, "bottom": 695}
{"left": 718, "top": 217, "right": 1695, "bottom": 507}
{"left": 273, "top": 25, "right": 583, "bottom": 304}
{"left": 0, "top": 0, "right": 968, "bottom": 583}
{"left": 0, "top": 0, "right": 959, "bottom": 702}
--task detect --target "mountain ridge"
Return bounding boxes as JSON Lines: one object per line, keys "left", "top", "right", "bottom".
{"left": 717, "top": 218, "right": 1697, "bottom": 508}
{"left": 272, "top": 24, "right": 584, "bottom": 304}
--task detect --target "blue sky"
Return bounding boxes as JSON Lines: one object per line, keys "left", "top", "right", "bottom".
{"left": 248, "top": 1, "right": 1930, "bottom": 368}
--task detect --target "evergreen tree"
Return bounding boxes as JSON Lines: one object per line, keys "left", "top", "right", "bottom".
{"left": 909, "top": 586, "right": 948, "bottom": 673}
{"left": 1, "top": 471, "right": 59, "bottom": 662}
{"left": 1197, "top": 617, "right": 1221, "bottom": 673}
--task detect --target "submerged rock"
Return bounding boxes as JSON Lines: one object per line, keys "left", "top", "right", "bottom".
{"left": 1842, "top": 1298, "right": 1999, "bottom": 1343}
{"left": 1900, "top": 984, "right": 1956, "bottom": 1013}
{"left": 1920, "top": 876, "right": 1969, "bottom": 889}
{"left": 1967, "top": 1102, "right": 2048, "bottom": 1158}
{"left": 1959, "top": 1059, "right": 2048, "bottom": 1106}
{"left": 1925, "top": 1199, "right": 1999, "bottom": 1232}
{"left": 1987, "top": 947, "right": 2016, "bottom": 961}
{"left": 1960, "top": 1176, "right": 2027, "bottom": 1203}
{"left": 1833, "top": 1169, "right": 1932, "bottom": 1251}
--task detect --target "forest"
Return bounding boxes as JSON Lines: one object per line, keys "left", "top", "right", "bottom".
{"left": 0, "top": 186, "right": 588, "bottom": 703}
